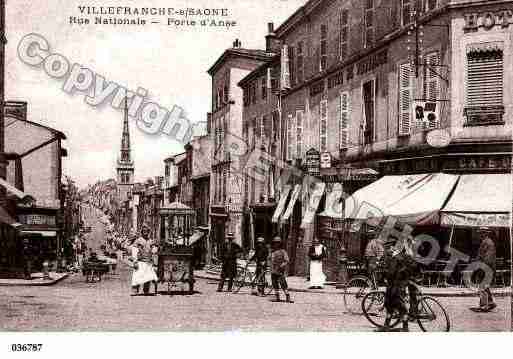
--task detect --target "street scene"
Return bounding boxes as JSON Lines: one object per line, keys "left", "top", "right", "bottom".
{"left": 0, "top": 205, "right": 509, "bottom": 331}
{"left": 0, "top": 0, "right": 512, "bottom": 336}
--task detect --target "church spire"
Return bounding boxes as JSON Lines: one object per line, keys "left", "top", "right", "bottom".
{"left": 120, "top": 98, "right": 131, "bottom": 163}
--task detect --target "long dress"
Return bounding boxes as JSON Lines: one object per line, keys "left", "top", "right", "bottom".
{"left": 131, "top": 243, "right": 158, "bottom": 287}
{"left": 309, "top": 245, "right": 327, "bottom": 288}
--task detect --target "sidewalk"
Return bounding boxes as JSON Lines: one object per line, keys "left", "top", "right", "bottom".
{"left": 0, "top": 272, "right": 69, "bottom": 287}
{"left": 196, "top": 269, "right": 511, "bottom": 298}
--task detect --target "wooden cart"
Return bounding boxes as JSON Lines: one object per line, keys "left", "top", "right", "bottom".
{"left": 158, "top": 202, "right": 197, "bottom": 294}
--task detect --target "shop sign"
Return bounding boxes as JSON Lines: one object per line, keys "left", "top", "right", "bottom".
{"left": 442, "top": 212, "right": 510, "bottom": 228}
{"left": 320, "top": 152, "right": 332, "bottom": 169}
{"left": 18, "top": 214, "right": 56, "bottom": 226}
{"left": 305, "top": 148, "right": 321, "bottom": 176}
{"left": 464, "top": 10, "right": 513, "bottom": 31}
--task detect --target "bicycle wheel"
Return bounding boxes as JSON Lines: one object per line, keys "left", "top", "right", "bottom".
{"left": 416, "top": 296, "right": 450, "bottom": 332}
{"left": 361, "top": 291, "right": 401, "bottom": 328}
{"left": 343, "top": 276, "right": 372, "bottom": 314}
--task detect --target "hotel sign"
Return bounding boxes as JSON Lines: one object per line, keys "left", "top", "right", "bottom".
{"left": 18, "top": 214, "right": 56, "bottom": 226}
{"left": 464, "top": 10, "right": 513, "bottom": 30}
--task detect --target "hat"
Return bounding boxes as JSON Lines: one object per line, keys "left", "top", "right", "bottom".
{"left": 256, "top": 237, "right": 265, "bottom": 243}
{"left": 272, "top": 236, "right": 282, "bottom": 243}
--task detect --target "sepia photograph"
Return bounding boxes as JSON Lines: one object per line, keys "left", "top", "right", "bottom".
{"left": 0, "top": 0, "right": 512, "bottom": 353}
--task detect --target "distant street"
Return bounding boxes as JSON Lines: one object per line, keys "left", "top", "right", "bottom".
{"left": 0, "top": 206, "right": 509, "bottom": 332}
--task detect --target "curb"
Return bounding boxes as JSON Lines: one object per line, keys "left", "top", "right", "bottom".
{"left": 196, "top": 274, "right": 511, "bottom": 298}
{"left": 0, "top": 273, "right": 69, "bottom": 287}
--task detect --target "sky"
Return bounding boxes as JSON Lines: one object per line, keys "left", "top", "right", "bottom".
{"left": 5, "top": 0, "right": 306, "bottom": 188}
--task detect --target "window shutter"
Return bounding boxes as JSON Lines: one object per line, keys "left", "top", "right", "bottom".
{"left": 340, "top": 92, "right": 350, "bottom": 149}
{"left": 287, "top": 114, "right": 295, "bottom": 161}
{"left": 399, "top": 63, "right": 413, "bottom": 136}
{"left": 296, "top": 111, "right": 304, "bottom": 158}
{"left": 319, "top": 100, "right": 328, "bottom": 152}
{"left": 467, "top": 51, "right": 503, "bottom": 108}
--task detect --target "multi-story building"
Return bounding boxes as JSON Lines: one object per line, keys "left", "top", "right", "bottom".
{"left": 163, "top": 152, "right": 186, "bottom": 205}
{"left": 191, "top": 133, "right": 211, "bottom": 228}
{"left": 239, "top": 0, "right": 512, "bottom": 279}
{"left": 207, "top": 39, "right": 273, "bottom": 255}
{"left": 2, "top": 101, "right": 67, "bottom": 275}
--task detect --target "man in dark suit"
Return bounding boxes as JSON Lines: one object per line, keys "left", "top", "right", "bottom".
{"left": 477, "top": 228, "right": 497, "bottom": 312}
{"left": 217, "top": 232, "right": 241, "bottom": 292}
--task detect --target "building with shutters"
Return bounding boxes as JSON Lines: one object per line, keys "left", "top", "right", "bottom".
{"left": 238, "top": 0, "right": 512, "bottom": 280}
{"left": 207, "top": 39, "right": 274, "bottom": 256}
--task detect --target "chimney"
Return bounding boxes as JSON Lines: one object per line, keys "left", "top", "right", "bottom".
{"left": 265, "top": 22, "right": 280, "bottom": 54}
{"left": 233, "top": 39, "right": 241, "bottom": 48}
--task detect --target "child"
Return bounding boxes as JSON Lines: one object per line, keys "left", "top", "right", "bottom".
{"left": 270, "top": 236, "right": 292, "bottom": 303}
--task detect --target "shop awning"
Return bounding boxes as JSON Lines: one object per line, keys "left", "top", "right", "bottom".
{"left": 272, "top": 185, "right": 291, "bottom": 223}
{"left": 0, "top": 206, "right": 21, "bottom": 228}
{"left": 281, "top": 184, "right": 302, "bottom": 224}
{"left": 20, "top": 230, "right": 57, "bottom": 237}
{"left": 319, "top": 183, "right": 344, "bottom": 219}
{"left": 301, "top": 182, "right": 326, "bottom": 228}
{"left": 344, "top": 173, "right": 459, "bottom": 225}
{"left": 441, "top": 174, "right": 511, "bottom": 228}
{"left": 0, "top": 178, "right": 36, "bottom": 203}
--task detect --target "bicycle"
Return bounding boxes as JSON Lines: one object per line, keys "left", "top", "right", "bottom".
{"left": 342, "top": 260, "right": 382, "bottom": 314}
{"left": 361, "top": 280, "right": 451, "bottom": 332}
{"left": 232, "top": 262, "right": 273, "bottom": 296}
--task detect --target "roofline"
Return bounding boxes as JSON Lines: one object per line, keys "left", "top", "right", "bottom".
{"left": 238, "top": 54, "right": 280, "bottom": 87}
{"left": 4, "top": 100, "right": 67, "bottom": 140}
{"left": 207, "top": 48, "right": 272, "bottom": 76}
{"left": 274, "top": 0, "right": 335, "bottom": 38}
{"left": 163, "top": 151, "right": 186, "bottom": 163}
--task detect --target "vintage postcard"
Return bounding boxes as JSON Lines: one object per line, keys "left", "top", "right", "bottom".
{"left": 0, "top": 0, "right": 512, "bottom": 354}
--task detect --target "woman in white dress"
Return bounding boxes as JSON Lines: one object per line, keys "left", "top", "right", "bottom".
{"left": 129, "top": 228, "right": 158, "bottom": 295}
{"left": 308, "top": 238, "right": 328, "bottom": 289}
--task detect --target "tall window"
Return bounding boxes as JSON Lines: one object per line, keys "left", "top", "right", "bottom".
{"left": 364, "top": 0, "right": 375, "bottom": 48}
{"left": 426, "top": 0, "right": 438, "bottom": 11}
{"left": 402, "top": 0, "right": 414, "bottom": 26}
{"left": 297, "top": 41, "right": 304, "bottom": 84}
{"left": 319, "top": 100, "right": 328, "bottom": 152}
{"left": 340, "top": 92, "right": 350, "bottom": 150}
{"left": 320, "top": 24, "right": 328, "bottom": 72}
{"left": 261, "top": 77, "right": 267, "bottom": 100}
{"left": 224, "top": 84, "right": 229, "bottom": 104}
{"left": 243, "top": 87, "right": 249, "bottom": 107}
{"left": 251, "top": 82, "right": 257, "bottom": 105}
{"left": 340, "top": 10, "right": 349, "bottom": 61}
{"left": 296, "top": 111, "right": 304, "bottom": 158}
{"left": 399, "top": 63, "right": 413, "bottom": 136}
{"left": 289, "top": 46, "right": 296, "bottom": 86}
{"left": 287, "top": 114, "right": 295, "bottom": 160}
{"left": 465, "top": 47, "right": 504, "bottom": 125}
{"left": 423, "top": 51, "right": 440, "bottom": 102}
{"left": 362, "top": 80, "right": 375, "bottom": 144}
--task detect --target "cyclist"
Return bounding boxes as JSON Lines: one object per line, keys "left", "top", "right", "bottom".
{"left": 249, "top": 237, "right": 269, "bottom": 296}
{"left": 380, "top": 237, "right": 419, "bottom": 332}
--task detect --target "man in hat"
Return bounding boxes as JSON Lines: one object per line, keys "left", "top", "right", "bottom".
{"left": 380, "top": 237, "right": 419, "bottom": 332}
{"left": 217, "top": 232, "right": 242, "bottom": 292}
{"left": 270, "top": 236, "right": 292, "bottom": 303}
{"left": 476, "top": 227, "right": 497, "bottom": 312}
{"left": 249, "top": 237, "right": 269, "bottom": 296}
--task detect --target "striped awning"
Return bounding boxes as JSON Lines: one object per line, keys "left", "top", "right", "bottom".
{"left": 271, "top": 185, "right": 291, "bottom": 223}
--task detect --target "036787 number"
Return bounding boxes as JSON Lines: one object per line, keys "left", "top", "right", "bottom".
{"left": 11, "top": 344, "right": 43, "bottom": 352}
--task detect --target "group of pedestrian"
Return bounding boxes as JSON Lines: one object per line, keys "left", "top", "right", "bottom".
{"left": 217, "top": 233, "right": 293, "bottom": 303}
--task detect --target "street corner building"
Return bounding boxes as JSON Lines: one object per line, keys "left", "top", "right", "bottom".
{"left": 232, "top": 0, "right": 513, "bottom": 282}
{"left": 0, "top": 101, "right": 69, "bottom": 278}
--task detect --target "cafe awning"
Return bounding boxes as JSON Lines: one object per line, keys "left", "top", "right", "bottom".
{"left": 301, "top": 182, "right": 326, "bottom": 228}
{"left": 281, "top": 184, "right": 302, "bottom": 224}
{"left": 344, "top": 173, "right": 459, "bottom": 225}
{"left": 271, "top": 185, "right": 291, "bottom": 223}
{"left": 441, "top": 174, "right": 511, "bottom": 228}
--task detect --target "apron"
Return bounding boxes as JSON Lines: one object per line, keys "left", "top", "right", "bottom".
{"left": 309, "top": 245, "right": 326, "bottom": 287}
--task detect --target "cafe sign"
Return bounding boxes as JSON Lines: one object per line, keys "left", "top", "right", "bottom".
{"left": 305, "top": 148, "right": 321, "bottom": 177}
